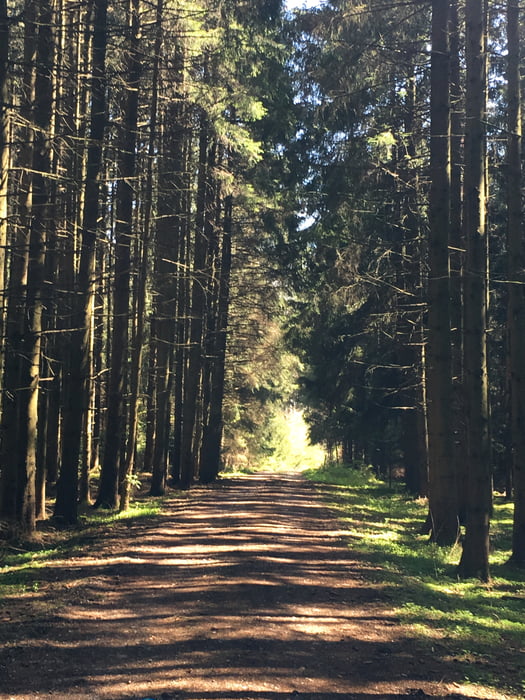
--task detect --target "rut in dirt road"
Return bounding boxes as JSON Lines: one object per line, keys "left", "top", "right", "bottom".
{"left": 1, "top": 473, "right": 479, "bottom": 700}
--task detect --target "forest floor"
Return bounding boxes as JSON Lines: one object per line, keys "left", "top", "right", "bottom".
{"left": 0, "top": 472, "right": 520, "bottom": 700}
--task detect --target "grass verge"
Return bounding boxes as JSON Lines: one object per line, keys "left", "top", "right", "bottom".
{"left": 0, "top": 497, "right": 162, "bottom": 598}
{"left": 304, "top": 463, "right": 525, "bottom": 699}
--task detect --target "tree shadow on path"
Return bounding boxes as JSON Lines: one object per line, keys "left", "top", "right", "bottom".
{"left": 0, "top": 473, "right": 512, "bottom": 700}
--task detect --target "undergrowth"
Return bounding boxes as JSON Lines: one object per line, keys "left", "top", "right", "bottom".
{"left": 304, "top": 462, "right": 525, "bottom": 698}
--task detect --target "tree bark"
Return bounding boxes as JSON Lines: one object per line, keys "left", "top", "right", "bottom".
{"left": 120, "top": 0, "right": 163, "bottom": 511}
{"left": 149, "top": 109, "right": 182, "bottom": 496}
{"left": 96, "top": 0, "right": 140, "bottom": 509}
{"left": 199, "top": 194, "right": 233, "bottom": 483}
{"left": 457, "top": 0, "right": 491, "bottom": 581}
{"left": 449, "top": 0, "right": 468, "bottom": 524}
{"left": 426, "top": 0, "right": 458, "bottom": 545}
{"left": 505, "top": 0, "right": 525, "bottom": 567}
{"left": 171, "top": 130, "right": 192, "bottom": 484}
{"left": 55, "top": 0, "right": 108, "bottom": 524}
{"left": 0, "top": 0, "right": 36, "bottom": 529}
{"left": 179, "top": 112, "right": 211, "bottom": 488}
{"left": 0, "top": 0, "right": 8, "bottom": 363}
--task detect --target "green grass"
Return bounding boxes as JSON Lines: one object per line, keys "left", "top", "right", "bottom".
{"left": 0, "top": 497, "right": 162, "bottom": 598}
{"left": 304, "top": 463, "right": 525, "bottom": 698}
{"left": 77, "top": 498, "right": 162, "bottom": 525}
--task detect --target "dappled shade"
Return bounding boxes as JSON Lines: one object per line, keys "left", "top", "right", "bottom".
{"left": 0, "top": 474, "right": 484, "bottom": 699}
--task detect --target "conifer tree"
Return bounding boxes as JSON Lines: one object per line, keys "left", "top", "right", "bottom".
{"left": 458, "top": 0, "right": 491, "bottom": 581}
{"left": 506, "top": 0, "right": 525, "bottom": 567}
{"left": 0, "top": 0, "right": 8, "bottom": 351}
{"left": 55, "top": 0, "right": 109, "bottom": 524}
{"left": 426, "top": 0, "right": 459, "bottom": 544}
{"left": 95, "top": 0, "right": 141, "bottom": 508}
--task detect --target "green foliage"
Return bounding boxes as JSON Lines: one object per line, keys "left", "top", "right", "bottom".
{"left": 255, "top": 406, "right": 325, "bottom": 471}
{"left": 269, "top": 1, "right": 431, "bottom": 469}
{"left": 304, "top": 464, "right": 525, "bottom": 697}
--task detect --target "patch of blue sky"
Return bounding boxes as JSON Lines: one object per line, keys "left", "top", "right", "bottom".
{"left": 285, "top": 0, "right": 328, "bottom": 11}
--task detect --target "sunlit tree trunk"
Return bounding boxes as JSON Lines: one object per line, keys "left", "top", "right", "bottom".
{"left": 20, "top": 0, "right": 53, "bottom": 531}
{"left": 0, "top": 0, "right": 8, "bottom": 365}
{"left": 143, "top": 327, "right": 157, "bottom": 476}
{"left": 83, "top": 242, "right": 106, "bottom": 499}
{"left": 458, "top": 0, "right": 490, "bottom": 581}
{"left": 0, "top": 0, "right": 36, "bottom": 529}
{"left": 2, "top": 0, "right": 54, "bottom": 534}
{"left": 170, "top": 113, "right": 192, "bottom": 484}
{"left": 448, "top": 0, "right": 468, "bottom": 524}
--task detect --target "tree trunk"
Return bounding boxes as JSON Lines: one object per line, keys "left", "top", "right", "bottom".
{"left": 96, "top": 0, "right": 140, "bottom": 509}
{"left": 426, "top": 0, "right": 458, "bottom": 544}
{"left": 458, "top": 0, "right": 491, "bottom": 581}
{"left": 398, "top": 73, "right": 428, "bottom": 498}
{"left": 55, "top": 0, "right": 108, "bottom": 524}
{"left": 505, "top": 0, "right": 525, "bottom": 567}
{"left": 449, "top": 0, "right": 468, "bottom": 524}
{"left": 0, "top": 0, "right": 8, "bottom": 363}
{"left": 120, "top": 0, "right": 163, "bottom": 511}
{"left": 179, "top": 113, "right": 210, "bottom": 488}
{"left": 171, "top": 135, "right": 192, "bottom": 484}
{"left": 0, "top": 0, "right": 36, "bottom": 529}
{"left": 200, "top": 194, "right": 233, "bottom": 483}
{"left": 149, "top": 110, "right": 182, "bottom": 496}
{"left": 143, "top": 325, "right": 157, "bottom": 475}
{"left": 15, "top": 0, "right": 53, "bottom": 533}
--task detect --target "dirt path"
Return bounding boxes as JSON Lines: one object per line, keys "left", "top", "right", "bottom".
{"left": 0, "top": 473, "right": 512, "bottom": 700}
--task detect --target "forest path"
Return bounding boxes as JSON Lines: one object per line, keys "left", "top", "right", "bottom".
{"left": 0, "top": 472, "right": 505, "bottom": 700}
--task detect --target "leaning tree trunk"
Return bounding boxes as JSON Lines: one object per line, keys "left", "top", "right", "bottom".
{"left": 55, "top": 0, "right": 108, "bottom": 524}
{"left": 458, "top": 0, "right": 491, "bottom": 581}
{"left": 426, "top": 0, "right": 459, "bottom": 545}
{"left": 506, "top": 0, "right": 525, "bottom": 568}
